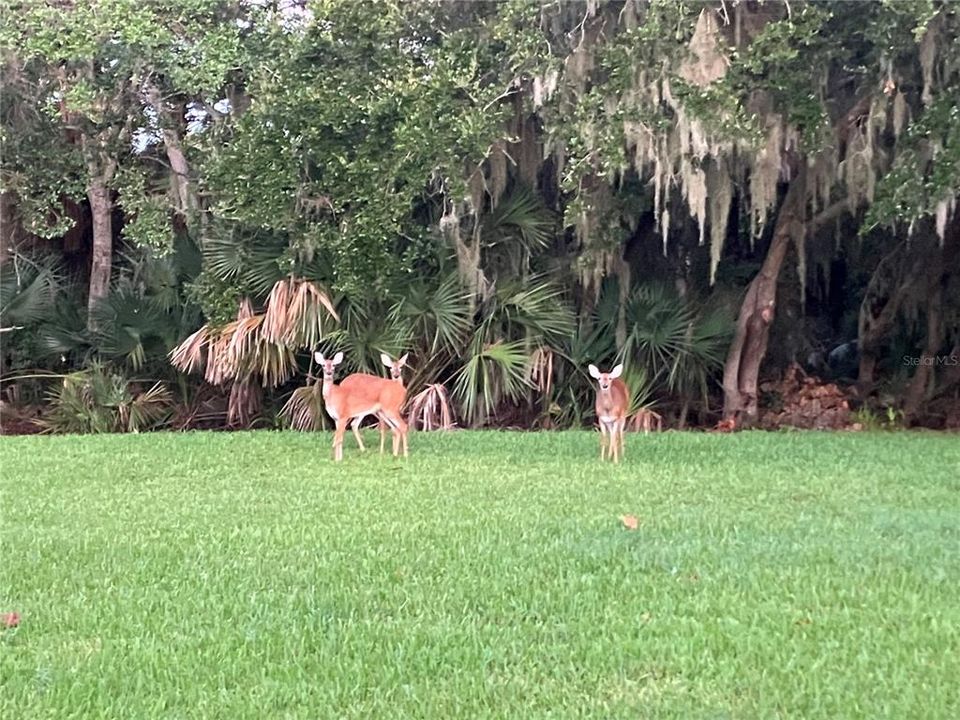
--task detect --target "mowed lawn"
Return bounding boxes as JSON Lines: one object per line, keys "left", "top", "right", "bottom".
{"left": 1, "top": 430, "right": 959, "bottom": 719}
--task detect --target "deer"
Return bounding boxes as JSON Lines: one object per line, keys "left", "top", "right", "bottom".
{"left": 339, "top": 353, "right": 409, "bottom": 455}
{"left": 314, "top": 351, "right": 408, "bottom": 461}
{"left": 588, "top": 363, "right": 629, "bottom": 463}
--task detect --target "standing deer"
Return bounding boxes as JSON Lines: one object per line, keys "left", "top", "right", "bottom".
{"left": 314, "top": 351, "right": 408, "bottom": 461}
{"left": 588, "top": 363, "right": 629, "bottom": 463}
{"left": 340, "top": 353, "right": 409, "bottom": 455}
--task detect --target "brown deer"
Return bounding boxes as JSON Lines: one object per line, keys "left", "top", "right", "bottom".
{"left": 588, "top": 363, "right": 629, "bottom": 463}
{"left": 314, "top": 351, "right": 408, "bottom": 461}
{"left": 340, "top": 353, "right": 409, "bottom": 455}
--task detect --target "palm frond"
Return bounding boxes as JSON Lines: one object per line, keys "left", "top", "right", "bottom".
{"left": 389, "top": 272, "right": 471, "bottom": 356}
{"left": 260, "top": 276, "right": 341, "bottom": 349}
{"left": 281, "top": 380, "right": 327, "bottom": 431}
{"left": 0, "top": 257, "right": 61, "bottom": 327}
{"left": 126, "top": 382, "right": 173, "bottom": 432}
{"left": 169, "top": 326, "right": 210, "bottom": 375}
{"left": 203, "top": 235, "right": 246, "bottom": 281}
{"left": 409, "top": 383, "right": 455, "bottom": 431}
{"left": 453, "top": 339, "right": 532, "bottom": 426}
{"left": 492, "top": 277, "right": 575, "bottom": 343}
{"left": 483, "top": 185, "right": 554, "bottom": 251}
{"left": 621, "top": 365, "right": 657, "bottom": 416}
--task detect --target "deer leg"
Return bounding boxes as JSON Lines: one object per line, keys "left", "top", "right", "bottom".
{"left": 610, "top": 420, "right": 621, "bottom": 463}
{"left": 379, "top": 417, "right": 387, "bottom": 454}
{"left": 334, "top": 418, "right": 349, "bottom": 462}
{"left": 617, "top": 418, "right": 625, "bottom": 462}
{"left": 599, "top": 422, "right": 608, "bottom": 461}
{"left": 351, "top": 416, "right": 367, "bottom": 452}
{"left": 380, "top": 411, "right": 405, "bottom": 457}
{"left": 608, "top": 425, "right": 615, "bottom": 463}
{"left": 398, "top": 418, "right": 408, "bottom": 457}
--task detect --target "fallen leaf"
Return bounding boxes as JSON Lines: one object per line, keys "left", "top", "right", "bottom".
{"left": 620, "top": 514, "right": 639, "bottom": 531}
{"left": 2, "top": 612, "right": 20, "bottom": 628}
{"left": 711, "top": 418, "right": 737, "bottom": 433}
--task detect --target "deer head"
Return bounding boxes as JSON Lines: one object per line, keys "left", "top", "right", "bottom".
{"left": 381, "top": 352, "right": 409, "bottom": 381}
{"left": 315, "top": 351, "right": 344, "bottom": 381}
{"left": 588, "top": 363, "right": 623, "bottom": 391}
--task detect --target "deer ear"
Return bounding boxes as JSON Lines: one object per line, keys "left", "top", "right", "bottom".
{"left": 609, "top": 363, "right": 624, "bottom": 379}
{"left": 380, "top": 352, "right": 393, "bottom": 368}
{"left": 315, "top": 351, "right": 325, "bottom": 364}
{"left": 397, "top": 353, "right": 409, "bottom": 367}
{"left": 588, "top": 364, "right": 601, "bottom": 380}
{"left": 332, "top": 351, "right": 344, "bottom": 365}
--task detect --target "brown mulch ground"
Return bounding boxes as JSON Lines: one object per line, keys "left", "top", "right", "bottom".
{"left": 759, "top": 363, "right": 853, "bottom": 430}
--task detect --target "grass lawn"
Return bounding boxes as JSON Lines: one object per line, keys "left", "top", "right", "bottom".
{"left": 1, "top": 430, "right": 959, "bottom": 719}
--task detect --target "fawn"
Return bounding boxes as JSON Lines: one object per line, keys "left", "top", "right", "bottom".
{"left": 588, "top": 363, "right": 629, "bottom": 463}
{"left": 314, "top": 351, "right": 408, "bottom": 461}
{"left": 339, "top": 353, "right": 409, "bottom": 455}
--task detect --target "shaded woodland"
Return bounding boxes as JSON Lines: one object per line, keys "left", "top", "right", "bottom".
{"left": 2, "top": 0, "right": 958, "bottom": 433}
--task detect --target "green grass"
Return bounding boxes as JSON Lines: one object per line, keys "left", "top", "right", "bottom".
{"left": 2, "top": 430, "right": 959, "bottom": 719}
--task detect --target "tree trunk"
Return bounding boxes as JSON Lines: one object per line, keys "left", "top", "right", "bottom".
{"left": 163, "top": 128, "right": 193, "bottom": 216}
{"left": 0, "top": 191, "right": 17, "bottom": 268}
{"left": 146, "top": 87, "right": 195, "bottom": 221}
{"left": 902, "top": 272, "right": 943, "bottom": 419}
{"left": 86, "top": 170, "right": 114, "bottom": 330}
{"left": 856, "top": 243, "right": 924, "bottom": 395}
{"left": 723, "top": 165, "right": 807, "bottom": 422}
{"left": 903, "top": 212, "right": 959, "bottom": 419}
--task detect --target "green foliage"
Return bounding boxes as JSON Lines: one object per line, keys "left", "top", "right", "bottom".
{"left": 865, "top": 85, "right": 960, "bottom": 230}
{"left": 453, "top": 339, "right": 533, "bottom": 427}
{"left": 852, "top": 405, "right": 907, "bottom": 431}
{"left": 613, "top": 283, "right": 731, "bottom": 405}
{"left": 4, "top": 0, "right": 960, "bottom": 431}
{"left": 0, "top": 253, "right": 62, "bottom": 329}
{"left": 115, "top": 167, "right": 174, "bottom": 256}
{"left": 38, "top": 363, "right": 172, "bottom": 434}
{"left": 388, "top": 273, "right": 472, "bottom": 358}
{"left": 730, "top": 3, "right": 834, "bottom": 149}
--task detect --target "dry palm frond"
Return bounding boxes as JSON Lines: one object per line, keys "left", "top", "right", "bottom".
{"left": 204, "top": 330, "right": 234, "bottom": 385}
{"left": 261, "top": 278, "right": 294, "bottom": 341}
{"left": 252, "top": 341, "right": 297, "bottom": 388}
{"left": 409, "top": 383, "right": 455, "bottom": 431}
{"left": 227, "top": 379, "right": 261, "bottom": 428}
{"left": 529, "top": 345, "right": 554, "bottom": 400}
{"left": 171, "top": 281, "right": 336, "bottom": 410}
{"left": 627, "top": 408, "right": 663, "bottom": 433}
{"left": 289, "top": 279, "right": 339, "bottom": 346}
{"left": 227, "top": 314, "right": 265, "bottom": 370}
{"left": 237, "top": 297, "right": 255, "bottom": 320}
{"left": 127, "top": 382, "right": 173, "bottom": 432}
{"left": 281, "top": 381, "right": 327, "bottom": 431}
{"left": 262, "top": 277, "right": 339, "bottom": 346}
{"left": 169, "top": 326, "right": 210, "bottom": 374}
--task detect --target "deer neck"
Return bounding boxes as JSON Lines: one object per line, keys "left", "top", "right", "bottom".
{"left": 597, "top": 384, "right": 619, "bottom": 411}
{"left": 322, "top": 376, "right": 336, "bottom": 401}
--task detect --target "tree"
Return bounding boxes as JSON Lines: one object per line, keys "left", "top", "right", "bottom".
{"left": 2, "top": 0, "right": 248, "bottom": 329}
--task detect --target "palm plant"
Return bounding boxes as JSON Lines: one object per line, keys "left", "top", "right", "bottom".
{"left": 281, "top": 381, "right": 327, "bottom": 431}
{"left": 609, "top": 282, "right": 733, "bottom": 425}
{"left": 453, "top": 339, "right": 531, "bottom": 426}
{"left": 0, "top": 252, "right": 62, "bottom": 332}
{"left": 408, "top": 383, "right": 455, "bottom": 430}
{"left": 38, "top": 362, "right": 172, "bottom": 434}
{"left": 170, "top": 277, "right": 338, "bottom": 425}
{"left": 480, "top": 185, "right": 555, "bottom": 280}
